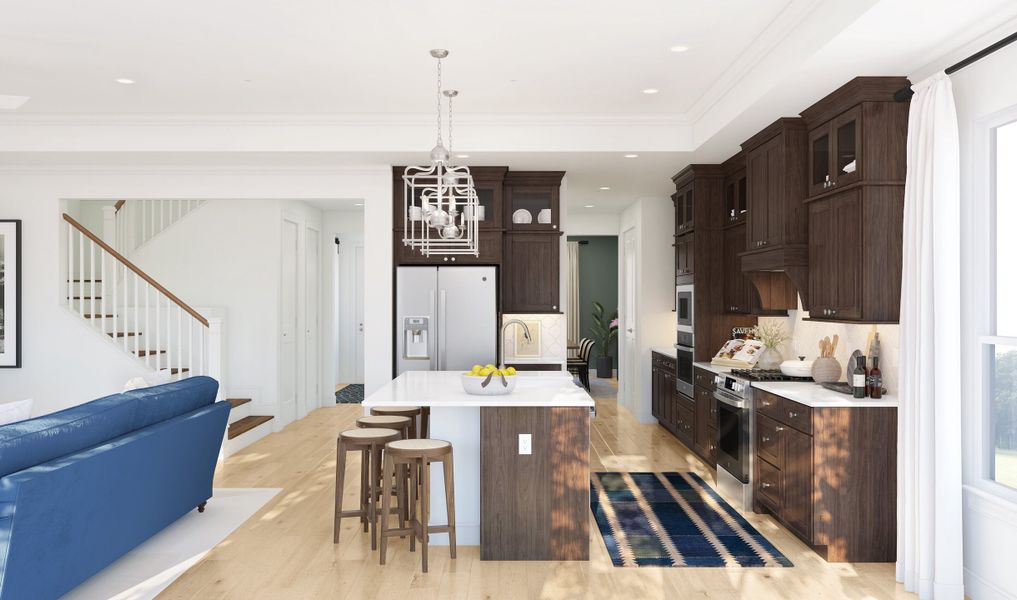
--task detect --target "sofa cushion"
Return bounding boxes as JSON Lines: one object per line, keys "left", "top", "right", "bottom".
{"left": 0, "top": 376, "right": 219, "bottom": 479}
{"left": 123, "top": 376, "right": 218, "bottom": 431}
{"left": 0, "top": 394, "right": 137, "bottom": 479}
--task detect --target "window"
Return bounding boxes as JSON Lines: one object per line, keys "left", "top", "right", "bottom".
{"left": 987, "top": 119, "right": 1017, "bottom": 490}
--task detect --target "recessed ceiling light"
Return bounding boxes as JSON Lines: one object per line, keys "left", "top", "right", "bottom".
{"left": 669, "top": 45, "right": 689, "bottom": 53}
{"left": 599, "top": 186, "right": 611, "bottom": 191}
{"left": 642, "top": 88, "right": 659, "bottom": 95}
{"left": 584, "top": 205, "right": 595, "bottom": 209}
{"left": 115, "top": 78, "right": 136, "bottom": 85}
{"left": 456, "top": 154, "right": 470, "bottom": 158}
{"left": 354, "top": 203, "right": 363, "bottom": 206}
{"left": 624, "top": 154, "right": 639, "bottom": 159}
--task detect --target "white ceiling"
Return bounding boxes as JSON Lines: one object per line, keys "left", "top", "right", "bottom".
{"left": 0, "top": 0, "right": 788, "bottom": 114}
{"left": 2, "top": 0, "right": 1017, "bottom": 214}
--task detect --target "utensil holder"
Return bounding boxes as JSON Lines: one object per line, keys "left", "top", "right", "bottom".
{"left": 811, "top": 357, "right": 842, "bottom": 383}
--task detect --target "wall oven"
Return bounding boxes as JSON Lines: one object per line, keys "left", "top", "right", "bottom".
{"left": 676, "top": 284, "right": 694, "bottom": 334}
{"left": 674, "top": 339, "right": 694, "bottom": 398}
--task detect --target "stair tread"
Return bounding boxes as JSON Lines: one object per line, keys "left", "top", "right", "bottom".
{"left": 168, "top": 367, "right": 189, "bottom": 375}
{"left": 228, "top": 415, "right": 273, "bottom": 439}
{"left": 107, "top": 332, "right": 142, "bottom": 337}
{"left": 69, "top": 296, "right": 103, "bottom": 300}
{"left": 132, "top": 349, "right": 166, "bottom": 356}
{"left": 227, "top": 398, "right": 252, "bottom": 409}
{"left": 68, "top": 279, "right": 103, "bottom": 282}
{"left": 83, "top": 314, "right": 115, "bottom": 318}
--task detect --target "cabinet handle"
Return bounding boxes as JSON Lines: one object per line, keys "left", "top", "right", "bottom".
{"left": 451, "top": 257, "right": 456, "bottom": 262}
{"left": 830, "top": 309, "right": 837, "bottom": 316}
{"left": 552, "top": 305, "right": 558, "bottom": 310}
{"left": 552, "top": 225, "right": 558, "bottom": 229}
{"left": 443, "top": 257, "right": 449, "bottom": 262}
{"left": 762, "top": 436, "right": 771, "bottom": 443}
{"left": 761, "top": 482, "right": 773, "bottom": 489}
{"left": 775, "top": 426, "right": 785, "bottom": 431}
{"left": 788, "top": 411, "right": 798, "bottom": 418}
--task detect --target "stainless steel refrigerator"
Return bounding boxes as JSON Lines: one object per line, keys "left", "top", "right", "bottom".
{"left": 396, "top": 266, "right": 498, "bottom": 374}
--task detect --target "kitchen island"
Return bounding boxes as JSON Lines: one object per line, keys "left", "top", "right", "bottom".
{"left": 363, "top": 370, "right": 594, "bottom": 561}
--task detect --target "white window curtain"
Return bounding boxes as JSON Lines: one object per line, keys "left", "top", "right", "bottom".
{"left": 567, "top": 241, "right": 580, "bottom": 345}
{"left": 897, "top": 71, "right": 965, "bottom": 600}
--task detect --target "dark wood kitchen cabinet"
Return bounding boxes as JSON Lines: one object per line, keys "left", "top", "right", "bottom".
{"left": 674, "top": 184, "right": 694, "bottom": 234}
{"left": 723, "top": 223, "right": 758, "bottom": 314}
{"left": 395, "top": 229, "right": 503, "bottom": 265}
{"left": 504, "top": 171, "right": 564, "bottom": 232}
{"left": 743, "top": 118, "right": 808, "bottom": 250}
{"left": 801, "top": 77, "right": 909, "bottom": 322}
{"left": 503, "top": 232, "right": 561, "bottom": 313}
{"left": 675, "top": 232, "right": 694, "bottom": 278}
{"left": 753, "top": 389, "right": 897, "bottom": 562}
{"left": 651, "top": 352, "right": 677, "bottom": 433}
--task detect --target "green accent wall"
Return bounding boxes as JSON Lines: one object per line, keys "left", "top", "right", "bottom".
{"left": 568, "top": 236, "right": 618, "bottom": 368}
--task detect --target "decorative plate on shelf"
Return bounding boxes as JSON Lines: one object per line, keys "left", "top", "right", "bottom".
{"left": 512, "top": 209, "right": 533, "bottom": 224}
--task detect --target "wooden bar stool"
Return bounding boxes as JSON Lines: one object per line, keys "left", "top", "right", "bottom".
{"left": 379, "top": 439, "right": 456, "bottom": 573}
{"left": 356, "top": 415, "right": 413, "bottom": 519}
{"left": 333, "top": 427, "right": 402, "bottom": 550}
{"left": 370, "top": 406, "right": 421, "bottom": 438}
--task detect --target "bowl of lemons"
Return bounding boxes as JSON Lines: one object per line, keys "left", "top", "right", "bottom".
{"left": 461, "top": 364, "right": 518, "bottom": 396}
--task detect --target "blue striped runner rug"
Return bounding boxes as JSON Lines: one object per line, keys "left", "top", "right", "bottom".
{"left": 590, "top": 472, "right": 793, "bottom": 567}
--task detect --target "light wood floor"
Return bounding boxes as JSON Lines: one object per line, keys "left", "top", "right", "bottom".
{"left": 160, "top": 377, "right": 915, "bottom": 600}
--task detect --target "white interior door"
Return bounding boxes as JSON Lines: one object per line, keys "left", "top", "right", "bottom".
{"left": 354, "top": 244, "right": 365, "bottom": 383}
{"left": 305, "top": 228, "right": 320, "bottom": 413}
{"left": 280, "top": 218, "right": 299, "bottom": 425}
{"left": 621, "top": 227, "right": 637, "bottom": 406}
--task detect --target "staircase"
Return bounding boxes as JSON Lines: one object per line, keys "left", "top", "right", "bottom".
{"left": 64, "top": 212, "right": 274, "bottom": 456}
{"left": 111, "top": 199, "right": 206, "bottom": 256}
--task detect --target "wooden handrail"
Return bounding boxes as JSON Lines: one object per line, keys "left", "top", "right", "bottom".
{"left": 113, "top": 199, "right": 126, "bottom": 213}
{"left": 62, "top": 213, "right": 210, "bottom": 327}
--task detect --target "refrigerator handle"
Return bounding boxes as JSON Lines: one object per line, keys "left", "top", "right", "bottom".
{"left": 438, "top": 289, "right": 447, "bottom": 371}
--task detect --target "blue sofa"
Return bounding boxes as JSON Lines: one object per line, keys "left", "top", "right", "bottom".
{"left": 0, "top": 376, "right": 229, "bottom": 600}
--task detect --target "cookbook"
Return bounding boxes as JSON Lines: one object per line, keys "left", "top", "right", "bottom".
{"left": 710, "top": 337, "right": 764, "bottom": 368}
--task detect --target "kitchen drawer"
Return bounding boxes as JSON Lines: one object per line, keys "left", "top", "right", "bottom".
{"left": 677, "top": 392, "right": 695, "bottom": 414}
{"left": 676, "top": 405, "right": 695, "bottom": 441}
{"left": 782, "top": 399, "right": 813, "bottom": 435}
{"left": 756, "top": 455, "right": 782, "bottom": 510}
{"left": 694, "top": 367, "right": 717, "bottom": 391}
{"left": 756, "top": 413, "right": 784, "bottom": 469}
{"left": 755, "top": 389, "right": 784, "bottom": 421}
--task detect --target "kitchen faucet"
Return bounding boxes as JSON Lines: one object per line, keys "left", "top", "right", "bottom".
{"left": 501, "top": 319, "right": 532, "bottom": 368}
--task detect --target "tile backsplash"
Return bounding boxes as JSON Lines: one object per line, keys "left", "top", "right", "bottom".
{"left": 501, "top": 313, "right": 567, "bottom": 362}
{"left": 759, "top": 298, "right": 899, "bottom": 394}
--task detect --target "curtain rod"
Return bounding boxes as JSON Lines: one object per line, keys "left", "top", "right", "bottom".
{"left": 895, "top": 30, "right": 1017, "bottom": 101}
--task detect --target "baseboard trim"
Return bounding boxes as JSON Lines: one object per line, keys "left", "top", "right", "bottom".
{"left": 964, "top": 567, "right": 1013, "bottom": 600}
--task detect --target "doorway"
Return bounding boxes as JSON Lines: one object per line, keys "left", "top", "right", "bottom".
{"left": 620, "top": 227, "right": 637, "bottom": 411}
{"left": 329, "top": 206, "right": 366, "bottom": 403}
{"left": 280, "top": 216, "right": 300, "bottom": 425}
{"left": 567, "top": 235, "right": 619, "bottom": 397}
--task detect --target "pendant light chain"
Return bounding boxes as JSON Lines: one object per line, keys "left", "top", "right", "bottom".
{"left": 447, "top": 92, "right": 454, "bottom": 156}
{"left": 435, "top": 57, "right": 444, "bottom": 148}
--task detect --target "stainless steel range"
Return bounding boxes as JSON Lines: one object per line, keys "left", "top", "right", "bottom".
{"left": 713, "top": 372, "right": 754, "bottom": 510}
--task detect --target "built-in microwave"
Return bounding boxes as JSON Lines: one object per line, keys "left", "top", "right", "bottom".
{"left": 676, "top": 284, "right": 694, "bottom": 335}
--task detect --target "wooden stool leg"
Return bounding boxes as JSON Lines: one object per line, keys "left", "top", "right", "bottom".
{"left": 421, "top": 408, "right": 430, "bottom": 438}
{"left": 369, "top": 443, "right": 382, "bottom": 551}
{"left": 397, "top": 462, "right": 407, "bottom": 538}
{"left": 360, "top": 448, "right": 369, "bottom": 532}
{"left": 420, "top": 458, "right": 430, "bottom": 573}
{"left": 442, "top": 451, "right": 457, "bottom": 559}
{"left": 333, "top": 441, "right": 347, "bottom": 544}
{"left": 408, "top": 458, "right": 418, "bottom": 553}
{"left": 380, "top": 452, "right": 394, "bottom": 565}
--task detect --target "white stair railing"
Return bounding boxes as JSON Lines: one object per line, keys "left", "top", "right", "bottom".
{"left": 64, "top": 213, "right": 222, "bottom": 385}
{"left": 108, "top": 199, "right": 206, "bottom": 255}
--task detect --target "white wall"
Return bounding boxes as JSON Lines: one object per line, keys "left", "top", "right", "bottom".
{"left": 912, "top": 19, "right": 1017, "bottom": 600}
{"left": 618, "top": 197, "right": 676, "bottom": 423}
{"left": 0, "top": 166, "right": 393, "bottom": 417}
{"left": 565, "top": 212, "right": 620, "bottom": 236}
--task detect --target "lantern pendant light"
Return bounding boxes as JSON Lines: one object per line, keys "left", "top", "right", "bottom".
{"left": 402, "top": 49, "right": 479, "bottom": 257}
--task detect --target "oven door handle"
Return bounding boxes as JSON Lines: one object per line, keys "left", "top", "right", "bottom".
{"left": 713, "top": 389, "right": 746, "bottom": 409}
{"left": 675, "top": 344, "right": 694, "bottom": 353}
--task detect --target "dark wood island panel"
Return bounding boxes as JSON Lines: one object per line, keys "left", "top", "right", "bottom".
{"left": 480, "top": 406, "right": 590, "bottom": 560}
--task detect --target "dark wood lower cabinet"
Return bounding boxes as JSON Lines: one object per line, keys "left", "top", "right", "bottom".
{"left": 753, "top": 389, "right": 896, "bottom": 562}
{"left": 651, "top": 359, "right": 717, "bottom": 467}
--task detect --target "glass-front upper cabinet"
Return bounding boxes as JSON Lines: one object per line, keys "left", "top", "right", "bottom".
{"left": 808, "top": 106, "right": 861, "bottom": 197}
{"left": 504, "top": 171, "right": 564, "bottom": 231}
{"left": 725, "top": 170, "right": 748, "bottom": 223}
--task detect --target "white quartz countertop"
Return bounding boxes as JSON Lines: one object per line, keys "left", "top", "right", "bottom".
{"left": 651, "top": 346, "right": 677, "bottom": 359}
{"left": 693, "top": 361, "right": 731, "bottom": 375}
{"left": 751, "top": 381, "right": 899, "bottom": 408}
{"left": 364, "top": 371, "right": 595, "bottom": 408}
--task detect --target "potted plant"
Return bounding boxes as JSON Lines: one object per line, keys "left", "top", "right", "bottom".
{"left": 591, "top": 301, "right": 619, "bottom": 379}
{"left": 752, "top": 321, "right": 790, "bottom": 370}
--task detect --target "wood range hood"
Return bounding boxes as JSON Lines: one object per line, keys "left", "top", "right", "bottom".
{"left": 739, "top": 245, "right": 806, "bottom": 312}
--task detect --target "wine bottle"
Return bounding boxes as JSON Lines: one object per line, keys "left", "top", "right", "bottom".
{"left": 852, "top": 355, "right": 867, "bottom": 398}
{"left": 869, "top": 356, "right": 883, "bottom": 399}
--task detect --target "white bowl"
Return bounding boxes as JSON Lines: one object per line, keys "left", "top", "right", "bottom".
{"left": 461, "top": 373, "right": 518, "bottom": 396}
{"left": 780, "top": 359, "right": 815, "bottom": 378}
{"left": 512, "top": 209, "right": 533, "bottom": 224}
{"left": 537, "top": 208, "right": 552, "bottom": 224}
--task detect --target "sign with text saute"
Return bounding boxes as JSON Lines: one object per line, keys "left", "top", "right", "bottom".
{"left": 0, "top": 220, "right": 21, "bottom": 368}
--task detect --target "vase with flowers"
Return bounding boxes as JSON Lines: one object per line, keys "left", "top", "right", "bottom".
{"left": 752, "top": 321, "right": 789, "bottom": 370}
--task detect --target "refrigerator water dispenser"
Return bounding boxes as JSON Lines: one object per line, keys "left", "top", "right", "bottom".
{"left": 403, "top": 316, "right": 430, "bottom": 359}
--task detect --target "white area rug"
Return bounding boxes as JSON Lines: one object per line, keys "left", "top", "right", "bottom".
{"left": 63, "top": 488, "right": 281, "bottom": 600}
